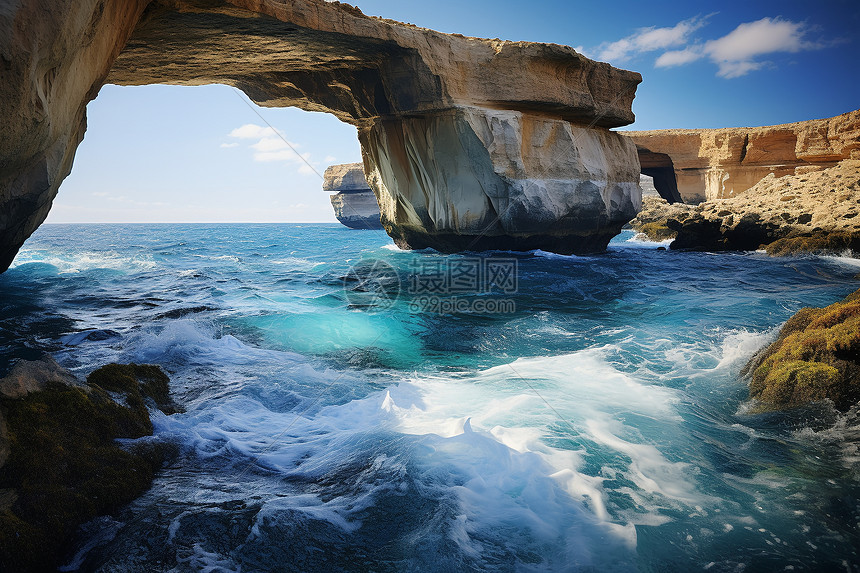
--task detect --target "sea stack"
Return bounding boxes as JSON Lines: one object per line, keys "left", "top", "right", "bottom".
{"left": 323, "top": 164, "right": 383, "bottom": 230}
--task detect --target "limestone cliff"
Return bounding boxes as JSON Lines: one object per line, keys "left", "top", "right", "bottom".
{"left": 0, "top": 0, "right": 643, "bottom": 268}
{"left": 323, "top": 163, "right": 382, "bottom": 230}
{"left": 625, "top": 109, "right": 860, "bottom": 203}
{"left": 667, "top": 159, "right": 860, "bottom": 253}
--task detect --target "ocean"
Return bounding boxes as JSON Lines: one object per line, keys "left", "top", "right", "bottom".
{"left": 1, "top": 223, "right": 858, "bottom": 572}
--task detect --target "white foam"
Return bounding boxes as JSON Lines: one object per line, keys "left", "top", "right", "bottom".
{"left": 268, "top": 256, "right": 324, "bottom": 270}
{"left": 169, "top": 543, "right": 241, "bottom": 573}
{"left": 620, "top": 234, "right": 674, "bottom": 248}
{"left": 122, "top": 319, "right": 305, "bottom": 366}
{"left": 9, "top": 249, "right": 157, "bottom": 273}
{"left": 715, "top": 328, "right": 776, "bottom": 370}
{"left": 532, "top": 249, "right": 587, "bottom": 260}
{"left": 822, "top": 253, "right": 860, "bottom": 268}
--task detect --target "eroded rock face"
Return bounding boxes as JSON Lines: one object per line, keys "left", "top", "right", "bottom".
{"left": 625, "top": 109, "right": 860, "bottom": 204}
{"left": 323, "top": 163, "right": 382, "bottom": 230}
{"left": 665, "top": 159, "right": 860, "bottom": 253}
{"left": 0, "top": 0, "right": 642, "bottom": 269}
{"left": 363, "top": 109, "right": 641, "bottom": 253}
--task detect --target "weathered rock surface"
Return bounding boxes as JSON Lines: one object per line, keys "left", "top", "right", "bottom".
{"left": 629, "top": 195, "right": 695, "bottom": 241}
{"left": 0, "top": 0, "right": 642, "bottom": 268}
{"left": 323, "top": 163, "right": 371, "bottom": 194}
{"left": 743, "top": 288, "right": 860, "bottom": 412}
{"left": 668, "top": 159, "right": 860, "bottom": 253}
{"left": 0, "top": 355, "right": 84, "bottom": 399}
{"left": 365, "top": 110, "right": 641, "bottom": 252}
{"left": 625, "top": 109, "right": 860, "bottom": 204}
{"left": 323, "top": 163, "right": 383, "bottom": 230}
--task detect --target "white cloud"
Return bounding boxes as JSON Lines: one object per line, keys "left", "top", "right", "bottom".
{"left": 229, "top": 124, "right": 278, "bottom": 139}
{"left": 713, "top": 59, "right": 765, "bottom": 79}
{"left": 705, "top": 17, "right": 815, "bottom": 62}
{"left": 227, "top": 124, "right": 320, "bottom": 176}
{"left": 251, "top": 137, "right": 289, "bottom": 152}
{"left": 598, "top": 15, "right": 827, "bottom": 78}
{"left": 324, "top": 155, "right": 337, "bottom": 163}
{"left": 220, "top": 142, "right": 239, "bottom": 148}
{"left": 703, "top": 17, "right": 821, "bottom": 78}
{"left": 655, "top": 47, "right": 704, "bottom": 68}
{"left": 253, "top": 150, "right": 296, "bottom": 162}
{"left": 597, "top": 16, "right": 710, "bottom": 62}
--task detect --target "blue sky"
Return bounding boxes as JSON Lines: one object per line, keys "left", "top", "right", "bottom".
{"left": 49, "top": 0, "right": 859, "bottom": 223}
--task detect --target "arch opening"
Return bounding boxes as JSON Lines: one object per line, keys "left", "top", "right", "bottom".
{"left": 0, "top": 0, "right": 643, "bottom": 271}
{"left": 636, "top": 147, "right": 682, "bottom": 204}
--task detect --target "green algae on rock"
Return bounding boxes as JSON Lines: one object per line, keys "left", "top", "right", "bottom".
{"left": 744, "top": 289, "right": 860, "bottom": 411}
{"left": 0, "top": 361, "right": 176, "bottom": 571}
{"left": 764, "top": 231, "right": 860, "bottom": 257}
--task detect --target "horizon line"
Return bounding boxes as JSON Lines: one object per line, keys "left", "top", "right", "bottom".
{"left": 42, "top": 220, "right": 349, "bottom": 225}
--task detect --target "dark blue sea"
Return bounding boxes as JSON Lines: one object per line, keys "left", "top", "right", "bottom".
{"left": 1, "top": 223, "right": 859, "bottom": 572}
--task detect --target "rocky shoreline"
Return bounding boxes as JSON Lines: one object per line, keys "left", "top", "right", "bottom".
{"left": 742, "top": 288, "right": 860, "bottom": 412}
{"left": 631, "top": 159, "right": 860, "bottom": 255}
{"left": 0, "top": 358, "right": 177, "bottom": 571}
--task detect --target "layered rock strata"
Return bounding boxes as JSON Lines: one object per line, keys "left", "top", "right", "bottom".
{"left": 625, "top": 109, "right": 860, "bottom": 204}
{"left": 323, "top": 163, "right": 383, "bottom": 229}
{"left": 0, "top": 0, "right": 643, "bottom": 269}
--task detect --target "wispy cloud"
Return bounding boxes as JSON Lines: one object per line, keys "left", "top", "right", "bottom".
{"left": 704, "top": 17, "right": 824, "bottom": 78}
{"left": 596, "top": 16, "right": 711, "bottom": 63}
{"left": 224, "top": 123, "right": 320, "bottom": 176}
{"left": 598, "top": 15, "right": 829, "bottom": 78}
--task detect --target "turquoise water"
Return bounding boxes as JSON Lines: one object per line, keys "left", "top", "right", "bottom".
{"left": 1, "top": 224, "right": 859, "bottom": 572}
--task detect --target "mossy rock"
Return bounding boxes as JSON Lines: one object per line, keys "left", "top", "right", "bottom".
{"left": 765, "top": 231, "right": 860, "bottom": 256}
{"left": 87, "top": 363, "right": 180, "bottom": 414}
{"left": 633, "top": 221, "right": 677, "bottom": 241}
{"left": 0, "top": 363, "right": 177, "bottom": 571}
{"left": 745, "top": 288, "right": 860, "bottom": 411}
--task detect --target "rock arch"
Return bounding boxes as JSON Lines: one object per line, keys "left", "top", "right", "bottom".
{"left": 635, "top": 147, "right": 682, "bottom": 203}
{"left": 0, "top": 0, "right": 643, "bottom": 271}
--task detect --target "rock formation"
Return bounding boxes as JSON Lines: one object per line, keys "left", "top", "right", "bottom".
{"left": 667, "top": 159, "right": 860, "bottom": 253}
{"left": 743, "top": 288, "right": 860, "bottom": 412}
{"left": 323, "top": 163, "right": 383, "bottom": 229}
{"left": 625, "top": 109, "right": 860, "bottom": 204}
{"left": 0, "top": 360, "right": 176, "bottom": 571}
{"left": 629, "top": 195, "right": 694, "bottom": 241}
{"left": 0, "top": 0, "right": 643, "bottom": 269}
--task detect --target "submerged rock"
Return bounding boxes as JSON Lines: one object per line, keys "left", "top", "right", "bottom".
{"left": 0, "top": 360, "right": 176, "bottom": 571}
{"left": 0, "top": 355, "right": 84, "bottom": 399}
{"left": 743, "top": 289, "right": 860, "bottom": 412}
